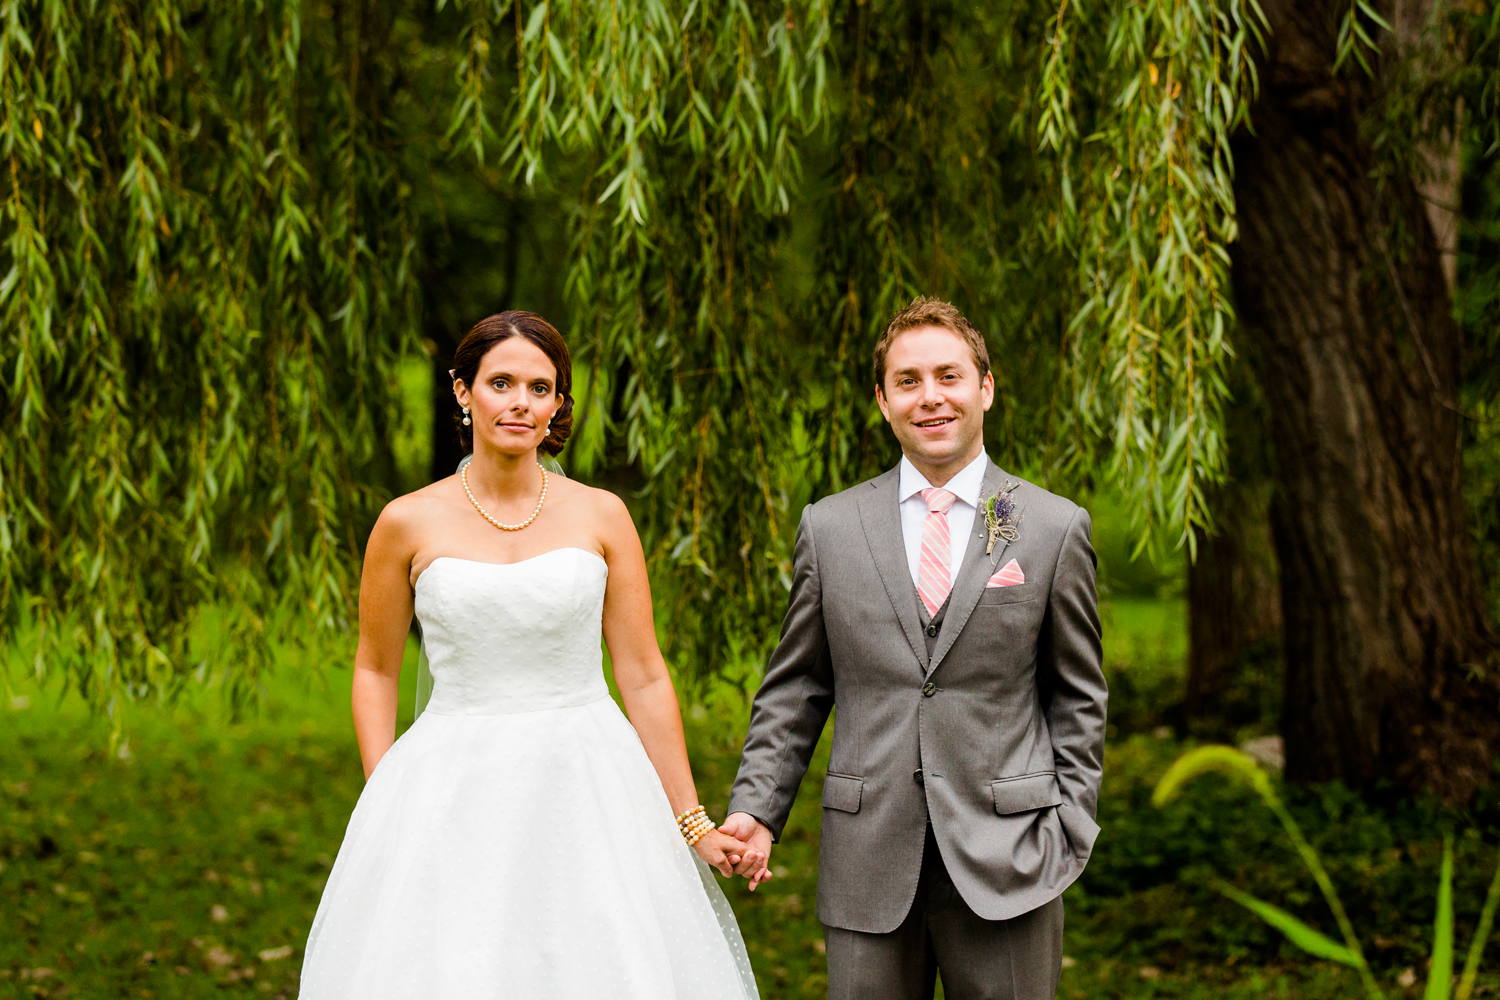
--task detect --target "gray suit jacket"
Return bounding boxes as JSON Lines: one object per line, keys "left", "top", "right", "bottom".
{"left": 728, "top": 457, "right": 1107, "bottom": 933}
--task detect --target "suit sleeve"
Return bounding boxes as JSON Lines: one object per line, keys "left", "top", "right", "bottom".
{"left": 1040, "top": 506, "right": 1107, "bottom": 858}
{"left": 727, "top": 505, "right": 835, "bottom": 842}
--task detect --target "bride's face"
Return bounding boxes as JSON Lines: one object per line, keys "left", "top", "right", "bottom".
{"left": 457, "top": 337, "right": 561, "bottom": 457}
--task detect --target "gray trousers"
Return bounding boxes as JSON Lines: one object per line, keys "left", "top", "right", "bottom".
{"left": 824, "top": 828, "right": 1063, "bottom": 1000}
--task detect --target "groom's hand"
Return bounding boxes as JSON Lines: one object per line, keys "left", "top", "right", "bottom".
{"left": 692, "top": 830, "right": 753, "bottom": 878}
{"left": 720, "top": 812, "right": 774, "bottom": 891}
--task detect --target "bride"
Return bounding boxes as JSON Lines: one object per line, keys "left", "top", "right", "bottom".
{"left": 299, "top": 311, "right": 766, "bottom": 998}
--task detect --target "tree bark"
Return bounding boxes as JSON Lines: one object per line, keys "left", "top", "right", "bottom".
{"left": 1230, "top": 0, "right": 1499, "bottom": 801}
{"left": 1187, "top": 363, "right": 1284, "bottom": 738}
{"left": 1187, "top": 481, "right": 1284, "bottom": 739}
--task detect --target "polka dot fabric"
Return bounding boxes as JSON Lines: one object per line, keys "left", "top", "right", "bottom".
{"left": 299, "top": 550, "right": 758, "bottom": 999}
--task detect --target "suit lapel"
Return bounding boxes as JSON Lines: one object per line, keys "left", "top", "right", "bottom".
{"left": 928, "top": 459, "right": 1018, "bottom": 675}
{"left": 856, "top": 468, "right": 929, "bottom": 670}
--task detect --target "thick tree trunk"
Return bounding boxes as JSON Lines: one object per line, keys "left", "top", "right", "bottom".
{"left": 1187, "top": 482, "right": 1283, "bottom": 739}
{"left": 1187, "top": 367, "right": 1284, "bottom": 738}
{"left": 1230, "top": 0, "right": 1499, "bottom": 801}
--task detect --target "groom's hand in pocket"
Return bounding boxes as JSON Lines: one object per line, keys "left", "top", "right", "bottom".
{"left": 720, "top": 813, "right": 774, "bottom": 891}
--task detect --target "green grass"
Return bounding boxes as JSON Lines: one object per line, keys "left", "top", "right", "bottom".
{"left": 0, "top": 638, "right": 391, "bottom": 999}
{"left": 3, "top": 606, "right": 1497, "bottom": 999}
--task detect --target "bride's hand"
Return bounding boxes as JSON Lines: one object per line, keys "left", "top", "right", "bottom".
{"left": 693, "top": 830, "right": 759, "bottom": 877}
{"left": 719, "top": 812, "right": 774, "bottom": 890}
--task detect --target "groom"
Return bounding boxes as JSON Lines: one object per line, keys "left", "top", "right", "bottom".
{"left": 722, "top": 298, "right": 1107, "bottom": 999}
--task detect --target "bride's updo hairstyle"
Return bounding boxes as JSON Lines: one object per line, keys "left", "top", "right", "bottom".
{"left": 451, "top": 311, "right": 574, "bottom": 457}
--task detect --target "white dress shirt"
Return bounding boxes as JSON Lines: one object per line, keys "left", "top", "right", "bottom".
{"left": 898, "top": 451, "right": 988, "bottom": 592}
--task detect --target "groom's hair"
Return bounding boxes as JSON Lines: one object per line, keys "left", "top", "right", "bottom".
{"left": 873, "top": 297, "right": 991, "bottom": 390}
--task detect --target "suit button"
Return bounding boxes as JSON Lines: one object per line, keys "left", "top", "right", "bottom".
{"left": 922, "top": 682, "right": 937, "bottom": 697}
{"left": 926, "top": 625, "right": 939, "bottom": 637}
{"left": 913, "top": 769, "right": 925, "bottom": 785}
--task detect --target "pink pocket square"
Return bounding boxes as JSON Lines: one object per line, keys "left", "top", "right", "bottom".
{"left": 986, "top": 559, "right": 1025, "bottom": 588}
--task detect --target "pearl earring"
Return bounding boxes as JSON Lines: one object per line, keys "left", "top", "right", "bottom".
{"left": 462, "top": 406, "right": 471, "bottom": 426}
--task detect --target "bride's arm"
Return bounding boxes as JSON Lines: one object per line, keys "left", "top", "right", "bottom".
{"left": 597, "top": 492, "right": 762, "bottom": 877}
{"left": 351, "top": 502, "right": 418, "bottom": 780}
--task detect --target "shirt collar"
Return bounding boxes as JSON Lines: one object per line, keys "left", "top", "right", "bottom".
{"left": 898, "top": 450, "right": 989, "bottom": 508}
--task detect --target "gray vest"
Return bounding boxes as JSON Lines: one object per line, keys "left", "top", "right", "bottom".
{"left": 917, "top": 591, "right": 951, "bottom": 659}
{"left": 915, "top": 590, "right": 952, "bottom": 820}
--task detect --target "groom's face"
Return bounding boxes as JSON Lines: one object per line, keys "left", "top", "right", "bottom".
{"left": 875, "top": 326, "right": 994, "bottom": 473}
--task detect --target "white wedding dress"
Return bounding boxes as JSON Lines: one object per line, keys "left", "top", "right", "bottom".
{"left": 299, "top": 548, "right": 758, "bottom": 999}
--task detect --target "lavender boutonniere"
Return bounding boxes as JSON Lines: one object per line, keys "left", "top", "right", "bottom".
{"left": 982, "top": 482, "right": 1022, "bottom": 554}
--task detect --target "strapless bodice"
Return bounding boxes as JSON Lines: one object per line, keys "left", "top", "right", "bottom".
{"left": 413, "top": 548, "right": 610, "bottom": 715}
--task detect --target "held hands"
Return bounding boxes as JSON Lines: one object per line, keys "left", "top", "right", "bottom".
{"left": 693, "top": 829, "right": 760, "bottom": 877}
{"left": 681, "top": 804, "right": 762, "bottom": 878}
{"left": 679, "top": 806, "right": 772, "bottom": 885}
{"left": 720, "top": 812, "right": 774, "bottom": 891}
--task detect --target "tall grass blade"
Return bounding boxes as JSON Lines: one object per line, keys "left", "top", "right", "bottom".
{"left": 1426, "top": 835, "right": 1455, "bottom": 1000}
{"left": 1152, "top": 745, "right": 1275, "bottom": 808}
{"left": 1158, "top": 747, "right": 1383, "bottom": 998}
{"left": 1213, "top": 880, "right": 1364, "bottom": 967}
{"left": 1457, "top": 840, "right": 1500, "bottom": 1000}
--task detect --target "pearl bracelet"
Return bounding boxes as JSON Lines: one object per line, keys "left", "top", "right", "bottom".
{"left": 676, "top": 805, "right": 708, "bottom": 829}
{"left": 676, "top": 806, "right": 714, "bottom": 846}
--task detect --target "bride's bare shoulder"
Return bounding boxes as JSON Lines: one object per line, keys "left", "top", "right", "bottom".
{"left": 550, "top": 476, "right": 630, "bottom": 517}
{"left": 375, "top": 478, "right": 464, "bottom": 537}
{"left": 544, "top": 477, "right": 632, "bottom": 538}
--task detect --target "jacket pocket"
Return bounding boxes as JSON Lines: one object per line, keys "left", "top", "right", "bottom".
{"left": 822, "top": 772, "right": 864, "bottom": 813}
{"left": 991, "top": 771, "right": 1062, "bottom": 815}
{"left": 976, "top": 582, "right": 1042, "bottom": 606}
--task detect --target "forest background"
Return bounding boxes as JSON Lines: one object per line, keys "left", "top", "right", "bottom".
{"left": 4, "top": 0, "right": 1500, "bottom": 997}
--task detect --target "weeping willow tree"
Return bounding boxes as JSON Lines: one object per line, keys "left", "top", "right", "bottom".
{"left": 4, "top": 0, "right": 1498, "bottom": 796}
{"left": 1, "top": 2, "right": 416, "bottom": 709}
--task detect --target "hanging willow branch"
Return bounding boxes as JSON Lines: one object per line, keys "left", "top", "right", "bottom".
{"left": 0, "top": 1, "right": 415, "bottom": 710}
{"left": 446, "top": 0, "right": 837, "bottom": 665}
{"left": 1037, "top": 0, "right": 1266, "bottom": 557}
{"left": 5, "top": 0, "right": 1493, "bottom": 701}
{"left": 471, "top": 0, "right": 1259, "bottom": 663}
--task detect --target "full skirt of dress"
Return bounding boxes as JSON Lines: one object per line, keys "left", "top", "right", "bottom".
{"left": 298, "top": 696, "right": 758, "bottom": 999}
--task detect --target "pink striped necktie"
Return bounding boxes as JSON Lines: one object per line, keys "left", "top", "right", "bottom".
{"left": 918, "top": 488, "right": 958, "bottom": 617}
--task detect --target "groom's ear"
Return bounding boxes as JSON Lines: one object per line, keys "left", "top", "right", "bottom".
{"left": 981, "top": 370, "right": 995, "bottom": 411}
{"left": 874, "top": 382, "right": 891, "bottom": 422}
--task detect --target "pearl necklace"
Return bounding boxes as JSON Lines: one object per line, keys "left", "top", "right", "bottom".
{"left": 462, "top": 463, "right": 549, "bottom": 531}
